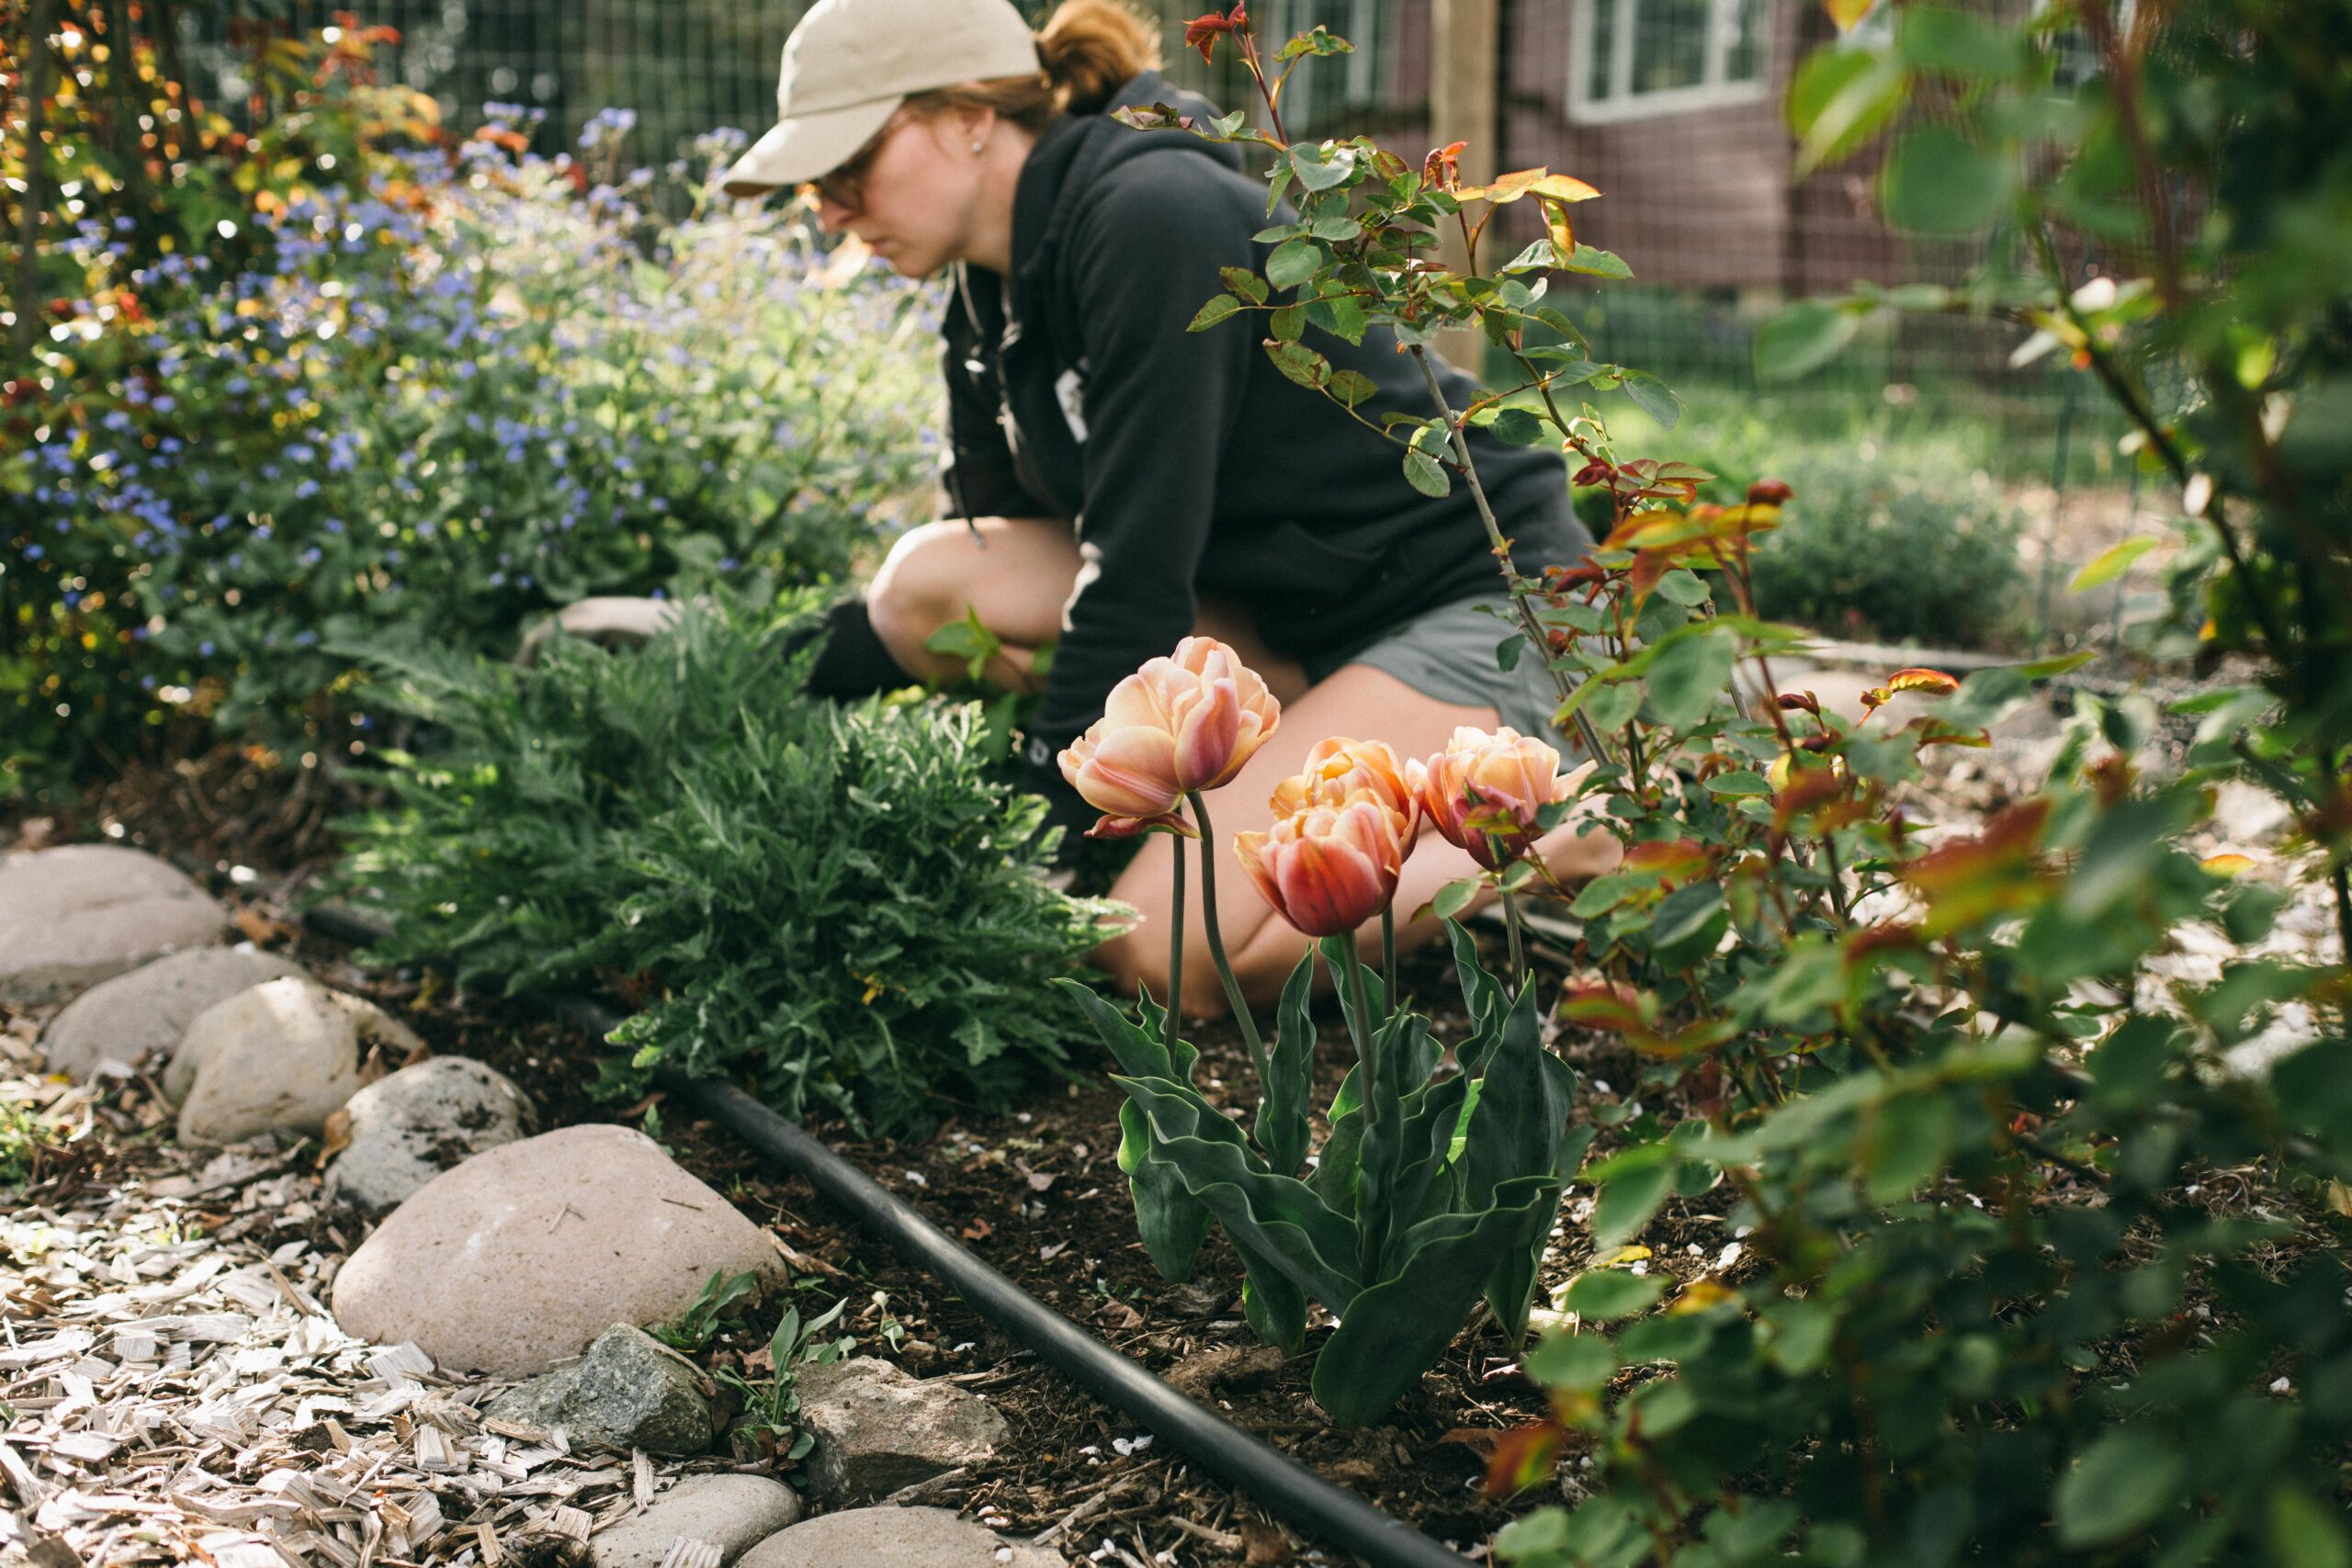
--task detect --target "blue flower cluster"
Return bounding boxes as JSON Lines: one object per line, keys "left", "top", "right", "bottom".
{"left": 5, "top": 106, "right": 940, "bottom": 781}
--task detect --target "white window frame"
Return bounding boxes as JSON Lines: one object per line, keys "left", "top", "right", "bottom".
{"left": 1569, "top": 0, "right": 1772, "bottom": 125}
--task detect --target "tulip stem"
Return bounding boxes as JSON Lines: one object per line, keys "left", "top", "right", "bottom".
{"left": 1165, "top": 835, "right": 1186, "bottom": 1056}
{"left": 1379, "top": 905, "right": 1396, "bottom": 1021}
{"left": 1502, "top": 887, "right": 1527, "bottom": 1000}
{"left": 1338, "top": 935, "right": 1378, "bottom": 1134}
{"left": 1184, "top": 789, "right": 1268, "bottom": 1086}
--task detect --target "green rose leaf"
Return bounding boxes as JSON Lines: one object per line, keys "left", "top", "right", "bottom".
{"left": 1881, "top": 124, "right": 2016, "bottom": 235}
{"left": 2053, "top": 1429, "right": 2184, "bottom": 1547}
{"left": 1187, "top": 294, "right": 1243, "bottom": 333}
{"left": 1560, "top": 1269, "right": 1665, "bottom": 1323}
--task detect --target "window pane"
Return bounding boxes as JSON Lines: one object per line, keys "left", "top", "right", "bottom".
{"left": 1723, "top": 0, "right": 1766, "bottom": 84}
{"left": 1631, "top": 0, "right": 1711, "bottom": 95}
{"left": 1588, "top": 0, "right": 1619, "bottom": 101}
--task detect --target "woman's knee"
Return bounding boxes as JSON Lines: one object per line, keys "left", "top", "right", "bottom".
{"left": 865, "top": 521, "right": 964, "bottom": 649}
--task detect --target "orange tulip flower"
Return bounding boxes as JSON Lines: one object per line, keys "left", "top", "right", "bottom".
{"left": 1269, "top": 737, "right": 1419, "bottom": 849}
{"left": 1234, "top": 792, "right": 1408, "bottom": 938}
{"left": 1057, "top": 636, "right": 1281, "bottom": 828}
{"left": 1413, "top": 726, "right": 1571, "bottom": 872}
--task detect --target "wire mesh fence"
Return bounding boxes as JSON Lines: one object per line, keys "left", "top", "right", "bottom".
{"left": 171, "top": 0, "right": 2133, "bottom": 499}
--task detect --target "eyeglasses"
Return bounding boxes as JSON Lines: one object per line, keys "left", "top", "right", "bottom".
{"left": 804, "top": 110, "right": 907, "bottom": 213}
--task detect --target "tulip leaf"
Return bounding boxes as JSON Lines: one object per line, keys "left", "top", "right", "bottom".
{"left": 1310, "top": 1172, "right": 1563, "bottom": 1423}
{"left": 1446, "top": 916, "right": 1509, "bottom": 1074}
{"left": 1254, "top": 953, "right": 1317, "bottom": 1179}
{"left": 1307, "top": 1065, "right": 1365, "bottom": 1215}
{"left": 1457, "top": 981, "right": 1577, "bottom": 1337}
{"left": 1363, "top": 1018, "right": 1469, "bottom": 1280}
{"left": 1237, "top": 1235, "right": 1309, "bottom": 1352}
{"left": 1119, "top": 1099, "right": 1212, "bottom": 1280}
{"left": 1114, "top": 1073, "right": 1363, "bottom": 1311}
{"left": 1350, "top": 1010, "right": 1419, "bottom": 1281}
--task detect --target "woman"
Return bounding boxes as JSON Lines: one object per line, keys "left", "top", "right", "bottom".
{"left": 725, "top": 0, "right": 1619, "bottom": 1011}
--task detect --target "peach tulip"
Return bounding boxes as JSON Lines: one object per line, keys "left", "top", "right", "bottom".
{"left": 1413, "top": 726, "right": 1571, "bottom": 872}
{"left": 1057, "top": 637, "right": 1281, "bottom": 828}
{"left": 1235, "top": 792, "right": 1408, "bottom": 938}
{"left": 1269, "top": 737, "right": 1419, "bottom": 847}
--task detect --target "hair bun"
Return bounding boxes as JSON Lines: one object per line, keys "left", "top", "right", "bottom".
{"left": 1036, "top": 0, "right": 1158, "bottom": 114}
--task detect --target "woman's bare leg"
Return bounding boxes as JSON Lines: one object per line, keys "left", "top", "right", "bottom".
{"left": 865, "top": 514, "right": 1311, "bottom": 702}
{"left": 1097, "top": 662, "right": 1623, "bottom": 1019}
{"left": 866, "top": 515, "right": 1081, "bottom": 690}
{"left": 862, "top": 525, "right": 1613, "bottom": 1009}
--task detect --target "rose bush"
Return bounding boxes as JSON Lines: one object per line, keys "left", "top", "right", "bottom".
{"left": 1118, "top": 6, "right": 2350, "bottom": 1558}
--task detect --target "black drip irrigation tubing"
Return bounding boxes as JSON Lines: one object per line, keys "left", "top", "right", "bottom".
{"left": 293, "top": 900, "right": 1477, "bottom": 1568}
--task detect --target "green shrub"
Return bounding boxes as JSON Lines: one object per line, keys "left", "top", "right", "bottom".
{"left": 4, "top": 51, "right": 933, "bottom": 795}
{"left": 1745, "top": 460, "right": 2025, "bottom": 649}
{"left": 329, "top": 600, "right": 1124, "bottom": 1135}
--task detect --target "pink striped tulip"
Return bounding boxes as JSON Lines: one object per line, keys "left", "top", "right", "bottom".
{"left": 1057, "top": 637, "right": 1281, "bottom": 827}
{"left": 1413, "top": 726, "right": 1571, "bottom": 872}
{"left": 1234, "top": 791, "right": 1408, "bottom": 938}
{"left": 1269, "top": 737, "right": 1419, "bottom": 850}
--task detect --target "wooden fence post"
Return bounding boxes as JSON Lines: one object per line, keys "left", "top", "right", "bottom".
{"left": 1430, "top": 0, "right": 1498, "bottom": 372}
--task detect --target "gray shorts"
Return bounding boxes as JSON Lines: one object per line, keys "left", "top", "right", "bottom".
{"left": 1302, "top": 595, "right": 1565, "bottom": 743}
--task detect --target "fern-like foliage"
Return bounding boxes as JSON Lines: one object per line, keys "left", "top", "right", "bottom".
{"left": 329, "top": 597, "right": 1124, "bottom": 1135}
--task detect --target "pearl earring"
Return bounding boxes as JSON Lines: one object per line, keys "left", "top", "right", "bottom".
{"left": 970, "top": 140, "right": 985, "bottom": 153}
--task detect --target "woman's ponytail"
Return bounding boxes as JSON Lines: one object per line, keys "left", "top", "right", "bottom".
{"left": 1035, "top": 0, "right": 1159, "bottom": 114}
{"left": 906, "top": 0, "right": 1159, "bottom": 133}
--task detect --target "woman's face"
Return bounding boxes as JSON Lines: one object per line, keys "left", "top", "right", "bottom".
{"left": 811, "top": 112, "right": 983, "bottom": 278}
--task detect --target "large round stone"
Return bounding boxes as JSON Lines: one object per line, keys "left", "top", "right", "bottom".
{"left": 0, "top": 845, "right": 230, "bottom": 1006}
{"left": 589, "top": 1474, "right": 802, "bottom": 1568}
{"left": 41, "top": 947, "right": 308, "bottom": 1080}
{"left": 325, "top": 1055, "right": 535, "bottom": 1214}
{"left": 738, "top": 1507, "right": 1060, "bottom": 1568}
{"left": 172, "top": 977, "right": 421, "bottom": 1145}
{"left": 330, "top": 1123, "right": 786, "bottom": 1379}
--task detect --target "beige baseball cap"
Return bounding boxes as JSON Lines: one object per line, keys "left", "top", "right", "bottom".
{"left": 721, "top": 0, "right": 1044, "bottom": 197}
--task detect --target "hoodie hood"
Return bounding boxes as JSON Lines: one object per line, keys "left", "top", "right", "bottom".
{"left": 1007, "top": 71, "right": 1245, "bottom": 306}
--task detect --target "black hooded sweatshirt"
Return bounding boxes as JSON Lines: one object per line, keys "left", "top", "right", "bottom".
{"left": 939, "top": 73, "right": 1591, "bottom": 791}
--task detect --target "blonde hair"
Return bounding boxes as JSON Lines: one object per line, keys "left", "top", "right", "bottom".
{"left": 909, "top": 0, "right": 1160, "bottom": 132}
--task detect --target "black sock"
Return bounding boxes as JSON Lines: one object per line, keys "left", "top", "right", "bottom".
{"left": 796, "top": 594, "right": 914, "bottom": 698}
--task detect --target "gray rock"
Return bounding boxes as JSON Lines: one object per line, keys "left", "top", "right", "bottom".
{"left": 738, "top": 1507, "right": 1059, "bottom": 1568}
{"left": 40, "top": 947, "right": 307, "bottom": 1080}
{"left": 325, "top": 1056, "right": 535, "bottom": 1215}
{"left": 589, "top": 1474, "right": 803, "bottom": 1568}
{"left": 794, "top": 1357, "right": 1009, "bottom": 1501}
{"left": 487, "top": 1324, "right": 725, "bottom": 1456}
{"left": 0, "top": 845, "right": 230, "bottom": 1006}
{"left": 330, "top": 1123, "right": 786, "bottom": 1379}
{"left": 173, "top": 977, "right": 422, "bottom": 1146}
{"left": 516, "top": 596, "right": 682, "bottom": 667}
